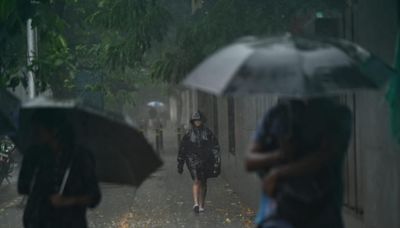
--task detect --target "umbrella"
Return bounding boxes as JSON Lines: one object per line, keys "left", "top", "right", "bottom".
{"left": 0, "top": 89, "right": 20, "bottom": 136}
{"left": 18, "top": 97, "right": 163, "bottom": 187}
{"left": 147, "top": 101, "right": 166, "bottom": 119}
{"left": 147, "top": 101, "right": 165, "bottom": 108}
{"left": 183, "top": 34, "right": 398, "bottom": 97}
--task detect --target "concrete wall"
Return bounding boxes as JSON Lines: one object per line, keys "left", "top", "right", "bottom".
{"left": 223, "top": 96, "right": 277, "bottom": 209}
{"left": 216, "top": 96, "right": 262, "bottom": 208}
{"left": 343, "top": 0, "right": 400, "bottom": 227}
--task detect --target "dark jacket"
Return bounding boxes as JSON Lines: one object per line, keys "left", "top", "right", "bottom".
{"left": 18, "top": 145, "right": 101, "bottom": 228}
{"left": 178, "top": 126, "right": 220, "bottom": 179}
{"left": 256, "top": 100, "right": 352, "bottom": 228}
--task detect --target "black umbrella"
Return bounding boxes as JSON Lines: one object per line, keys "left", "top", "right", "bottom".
{"left": 183, "top": 35, "right": 398, "bottom": 97}
{"left": 0, "top": 89, "right": 20, "bottom": 136}
{"left": 18, "top": 97, "right": 163, "bottom": 187}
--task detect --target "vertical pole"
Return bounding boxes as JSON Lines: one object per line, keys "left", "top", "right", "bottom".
{"left": 27, "top": 19, "right": 37, "bottom": 99}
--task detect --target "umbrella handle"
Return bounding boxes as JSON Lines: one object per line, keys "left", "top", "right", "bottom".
{"left": 59, "top": 166, "right": 71, "bottom": 195}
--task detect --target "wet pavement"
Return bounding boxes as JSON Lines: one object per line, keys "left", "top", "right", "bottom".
{"left": 0, "top": 149, "right": 255, "bottom": 227}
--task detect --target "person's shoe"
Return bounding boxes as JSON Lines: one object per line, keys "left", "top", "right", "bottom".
{"left": 193, "top": 204, "right": 199, "bottom": 213}
{"left": 199, "top": 207, "right": 205, "bottom": 212}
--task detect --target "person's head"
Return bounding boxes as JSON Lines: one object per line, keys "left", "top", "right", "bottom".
{"left": 30, "top": 110, "right": 74, "bottom": 147}
{"left": 193, "top": 120, "right": 202, "bottom": 127}
{"left": 190, "top": 111, "right": 205, "bottom": 128}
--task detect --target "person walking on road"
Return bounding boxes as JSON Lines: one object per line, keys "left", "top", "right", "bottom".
{"left": 177, "top": 111, "right": 221, "bottom": 213}
{"left": 18, "top": 111, "right": 101, "bottom": 228}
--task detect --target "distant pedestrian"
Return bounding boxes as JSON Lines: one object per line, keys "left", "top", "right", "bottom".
{"left": 155, "top": 120, "right": 164, "bottom": 153}
{"left": 18, "top": 111, "right": 101, "bottom": 228}
{"left": 177, "top": 111, "right": 221, "bottom": 213}
{"left": 138, "top": 119, "right": 148, "bottom": 136}
{"left": 246, "top": 97, "right": 352, "bottom": 228}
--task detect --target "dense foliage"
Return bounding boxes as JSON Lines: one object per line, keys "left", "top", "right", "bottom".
{"left": 0, "top": 0, "right": 344, "bottom": 106}
{"left": 150, "top": 0, "right": 346, "bottom": 83}
{"left": 0, "top": 0, "right": 170, "bottom": 99}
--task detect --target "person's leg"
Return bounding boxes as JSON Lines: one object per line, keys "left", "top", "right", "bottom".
{"left": 199, "top": 179, "right": 207, "bottom": 210}
{"left": 192, "top": 179, "right": 201, "bottom": 212}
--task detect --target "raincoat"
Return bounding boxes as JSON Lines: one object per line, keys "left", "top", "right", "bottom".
{"left": 18, "top": 144, "right": 101, "bottom": 228}
{"left": 177, "top": 125, "right": 220, "bottom": 180}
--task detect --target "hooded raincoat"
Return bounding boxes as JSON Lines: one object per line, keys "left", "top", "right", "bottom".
{"left": 177, "top": 112, "right": 220, "bottom": 180}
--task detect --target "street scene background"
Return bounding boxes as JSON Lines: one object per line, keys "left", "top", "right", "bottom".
{"left": 1, "top": 0, "right": 400, "bottom": 228}
{"left": 0, "top": 126, "right": 255, "bottom": 228}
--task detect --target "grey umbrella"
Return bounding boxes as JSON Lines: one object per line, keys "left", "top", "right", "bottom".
{"left": 183, "top": 35, "right": 398, "bottom": 97}
{"left": 18, "top": 97, "right": 163, "bottom": 187}
{"left": 0, "top": 89, "right": 20, "bottom": 136}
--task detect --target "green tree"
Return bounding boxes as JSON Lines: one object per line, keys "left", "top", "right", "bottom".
{"left": 0, "top": 0, "right": 170, "bottom": 103}
{"left": 0, "top": 0, "right": 33, "bottom": 89}
{"left": 1, "top": 0, "right": 345, "bottom": 111}
{"left": 150, "top": 0, "right": 346, "bottom": 83}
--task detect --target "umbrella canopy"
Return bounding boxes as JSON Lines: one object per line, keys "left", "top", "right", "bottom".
{"left": 147, "top": 101, "right": 165, "bottom": 108}
{"left": 0, "top": 89, "right": 20, "bottom": 136}
{"left": 147, "top": 101, "right": 166, "bottom": 117}
{"left": 18, "top": 97, "right": 162, "bottom": 187}
{"left": 183, "top": 35, "right": 398, "bottom": 97}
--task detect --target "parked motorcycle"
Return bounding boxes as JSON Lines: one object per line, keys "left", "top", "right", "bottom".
{"left": 0, "top": 136, "right": 16, "bottom": 187}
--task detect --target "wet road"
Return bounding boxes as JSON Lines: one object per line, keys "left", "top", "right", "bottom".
{"left": 0, "top": 150, "right": 255, "bottom": 227}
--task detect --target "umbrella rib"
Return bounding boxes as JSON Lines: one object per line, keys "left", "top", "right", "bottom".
{"left": 221, "top": 60, "right": 251, "bottom": 95}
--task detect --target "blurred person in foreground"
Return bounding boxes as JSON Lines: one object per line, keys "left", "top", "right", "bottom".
{"left": 18, "top": 111, "right": 101, "bottom": 228}
{"left": 177, "top": 111, "right": 221, "bottom": 213}
{"left": 246, "top": 97, "right": 352, "bottom": 228}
